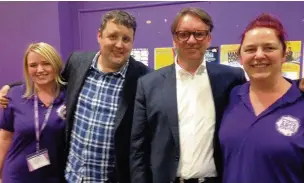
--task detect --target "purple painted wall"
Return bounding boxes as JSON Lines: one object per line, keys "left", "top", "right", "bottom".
{"left": 0, "top": 2, "right": 61, "bottom": 86}
{"left": 58, "top": 1, "right": 74, "bottom": 61}
{"left": 1, "top": 1, "right": 304, "bottom": 87}
{"left": 76, "top": 1, "right": 304, "bottom": 68}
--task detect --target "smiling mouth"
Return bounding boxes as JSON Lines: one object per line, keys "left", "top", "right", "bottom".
{"left": 251, "top": 64, "right": 270, "bottom": 68}
{"left": 186, "top": 48, "right": 199, "bottom": 52}
{"left": 113, "top": 52, "right": 124, "bottom": 56}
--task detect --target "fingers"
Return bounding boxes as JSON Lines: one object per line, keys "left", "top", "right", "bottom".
{"left": 0, "top": 85, "right": 10, "bottom": 109}
{"left": 0, "top": 96, "right": 9, "bottom": 109}
{"left": 0, "top": 85, "right": 10, "bottom": 95}
{"left": 299, "top": 79, "right": 304, "bottom": 92}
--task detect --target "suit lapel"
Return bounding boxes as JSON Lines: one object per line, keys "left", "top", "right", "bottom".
{"left": 70, "top": 53, "right": 95, "bottom": 112}
{"left": 114, "top": 59, "right": 136, "bottom": 131}
{"left": 161, "top": 65, "right": 180, "bottom": 150}
{"left": 206, "top": 62, "right": 221, "bottom": 109}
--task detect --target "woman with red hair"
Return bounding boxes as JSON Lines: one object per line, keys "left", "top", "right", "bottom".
{"left": 219, "top": 14, "right": 304, "bottom": 183}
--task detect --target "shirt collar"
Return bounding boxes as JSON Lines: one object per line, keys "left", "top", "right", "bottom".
{"left": 238, "top": 79, "right": 302, "bottom": 104}
{"left": 91, "top": 51, "right": 129, "bottom": 78}
{"left": 175, "top": 55, "right": 206, "bottom": 78}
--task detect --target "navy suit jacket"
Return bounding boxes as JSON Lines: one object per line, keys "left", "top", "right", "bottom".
{"left": 130, "top": 62, "right": 246, "bottom": 183}
{"left": 62, "top": 52, "right": 152, "bottom": 183}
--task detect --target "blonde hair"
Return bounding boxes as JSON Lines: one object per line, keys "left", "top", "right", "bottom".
{"left": 23, "top": 42, "right": 66, "bottom": 98}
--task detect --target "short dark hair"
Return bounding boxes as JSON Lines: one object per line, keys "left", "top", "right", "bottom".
{"left": 171, "top": 7, "right": 214, "bottom": 35}
{"left": 100, "top": 10, "right": 137, "bottom": 35}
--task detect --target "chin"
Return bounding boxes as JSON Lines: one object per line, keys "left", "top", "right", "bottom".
{"left": 34, "top": 80, "right": 55, "bottom": 86}
{"left": 250, "top": 73, "right": 271, "bottom": 81}
{"left": 112, "top": 58, "right": 128, "bottom": 65}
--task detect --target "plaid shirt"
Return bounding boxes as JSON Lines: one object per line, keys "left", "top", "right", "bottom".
{"left": 65, "top": 52, "right": 128, "bottom": 183}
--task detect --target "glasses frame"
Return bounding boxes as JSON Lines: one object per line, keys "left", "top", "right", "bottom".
{"left": 174, "top": 30, "right": 210, "bottom": 42}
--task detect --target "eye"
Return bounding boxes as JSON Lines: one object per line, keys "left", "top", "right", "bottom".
{"left": 195, "top": 31, "right": 208, "bottom": 38}
{"left": 122, "top": 36, "right": 131, "bottom": 43}
{"left": 28, "top": 63, "right": 37, "bottom": 68}
{"left": 177, "top": 31, "right": 190, "bottom": 39}
{"left": 108, "top": 34, "right": 117, "bottom": 40}
{"left": 244, "top": 48, "right": 256, "bottom": 53}
{"left": 264, "top": 47, "right": 275, "bottom": 51}
{"left": 42, "top": 62, "right": 51, "bottom": 65}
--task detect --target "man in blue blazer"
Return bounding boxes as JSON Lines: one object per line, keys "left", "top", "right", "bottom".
{"left": 130, "top": 7, "right": 246, "bottom": 183}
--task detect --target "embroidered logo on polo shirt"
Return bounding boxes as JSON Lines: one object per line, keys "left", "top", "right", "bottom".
{"left": 56, "top": 104, "right": 66, "bottom": 120}
{"left": 276, "top": 115, "right": 300, "bottom": 136}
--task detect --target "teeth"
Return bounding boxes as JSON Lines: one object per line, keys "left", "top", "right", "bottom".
{"left": 253, "top": 64, "right": 268, "bottom": 68}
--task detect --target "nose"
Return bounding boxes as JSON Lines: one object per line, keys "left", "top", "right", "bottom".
{"left": 115, "top": 39, "right": 123, "bottom": 48}
{"left": 254, "top": 48, "right": 265, "bottom": 59}
{"left": 37, "top": 64, "right": 44, "bottom": 72}
{"left": 187, "top": 34, "right": 197, "bottom": 44}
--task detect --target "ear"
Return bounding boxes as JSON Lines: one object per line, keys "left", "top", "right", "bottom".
{"left": 239, "top": 56, "right": 244, "bottom": 65}
{"left": 206, "top": 33, "right": 212, "bottom": 48}
{"left": 208, "top": 33, "right": 212, "bottom": 42}
{"left": 97, "top": 29, "right": 102, "bottom": 43}
{"left": 282, "top": 52, "right": 287, "bottom": 63}
{"left": 173, "top": 38, "right": 176, "bottom": 48}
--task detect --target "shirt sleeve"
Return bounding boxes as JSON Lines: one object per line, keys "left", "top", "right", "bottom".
{"left": 0, "top": 90, "right": 15, "bottom": 132}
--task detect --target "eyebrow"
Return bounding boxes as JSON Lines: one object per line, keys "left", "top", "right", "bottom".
{"left": 243, "top": 42, "right": 278, "bottom": 47}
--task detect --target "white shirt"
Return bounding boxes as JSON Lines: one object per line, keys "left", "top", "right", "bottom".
{"left": 175, "top": 58, "right": 217, "bottom": 179}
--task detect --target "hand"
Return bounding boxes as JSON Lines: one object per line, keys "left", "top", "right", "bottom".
{"left": 0, "top": 85, "right": 10, "bottom": 108}
{"left": 299, "top": 79, "right": 304, "bottom": 92}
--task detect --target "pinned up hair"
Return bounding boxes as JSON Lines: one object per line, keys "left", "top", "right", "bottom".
{"left": 238, "top": 13, "right": 287, "bottom": 55}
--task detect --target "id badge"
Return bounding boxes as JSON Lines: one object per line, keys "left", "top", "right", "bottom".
{"left": 26, "top": 149, "right": 51, "bottom": 172}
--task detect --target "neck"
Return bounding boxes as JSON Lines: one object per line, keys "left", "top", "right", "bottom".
{"left": 250, "top": 76, "right": 290, "bottom": 94}
{"left": 35, "top": 82, "right": 57, "bottom": 96}
{"left": 177, "top": 57, "right": 203, "bottom": 74}
{"left": 98, "top": 55, "right": 123, "bottom": 73}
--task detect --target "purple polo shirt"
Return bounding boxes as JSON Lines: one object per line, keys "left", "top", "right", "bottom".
{"left": 0, "top": 85, "right": 66, "bottom": 183}
{"left": 219, "top": 80, "right": 304, "bottom": 183}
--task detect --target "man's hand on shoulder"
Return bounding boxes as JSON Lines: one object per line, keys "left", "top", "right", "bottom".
{"left": 0, "top": 85, "right": 10, "bottom": 109}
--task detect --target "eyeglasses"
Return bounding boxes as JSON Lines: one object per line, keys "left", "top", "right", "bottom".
{"left": 175, "top": 30, "right": 210, "bottom": 41}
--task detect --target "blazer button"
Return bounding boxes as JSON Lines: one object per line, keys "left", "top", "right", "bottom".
{"left": 175, "top": 156, "right": 179, "bottom": 161}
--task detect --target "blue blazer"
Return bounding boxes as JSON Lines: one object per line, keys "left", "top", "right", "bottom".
{"left": 130, "top": 62, "right": 246, "bottom": 183}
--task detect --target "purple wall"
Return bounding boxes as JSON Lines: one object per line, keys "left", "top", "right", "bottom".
{"left": 1, "top": 1, "right": 304, "bottom": 87}
{"left": 76, "top": 1, "right": 304, "bottom": 68}
{"left": 0, "top": 1, "right": 61, "bottom": 87}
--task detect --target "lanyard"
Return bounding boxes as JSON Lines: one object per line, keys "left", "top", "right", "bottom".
{"left": 34, "top": 95, "right": 53, "bottom": 152}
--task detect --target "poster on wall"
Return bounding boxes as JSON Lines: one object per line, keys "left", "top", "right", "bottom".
{"left": 205, "top": 47, "right": 219, "bottom": 63}
{"left": 220, "top": 44, "right": 242, "bottom": 68}
{"left": 154, "top": 47, "right": 175, "bottom": 70}
{"left": 282, "top": 41, "right": 301, "bottom": 79}
{"left": 130, "top": 48, "right": 149, "bottom": 66}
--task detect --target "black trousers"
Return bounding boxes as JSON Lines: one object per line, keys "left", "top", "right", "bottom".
{"left": 174, "top": 177, "right": 220, "bottom": 183}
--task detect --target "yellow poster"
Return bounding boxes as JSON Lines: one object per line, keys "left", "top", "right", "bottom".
{"left": 282, "top": 41, "right": 301, "bottom": 79}
{"left": 154, "top": 47, "right": 175, "bottom": 70}
{"left": 220, "top": 44, "right": 242, "bottom": 68}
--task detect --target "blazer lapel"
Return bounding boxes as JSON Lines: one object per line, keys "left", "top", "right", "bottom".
{"left": 161, "top": 65, "right": 180, "bottom": 150}
{"left": 114, "top": 60, "right": 136, "bottom": 131}
{"left": 70, "top": 53, "right": 95, "bottom": 112}
{"left": 206, "top": 62, "right": 221, "bottom": 111}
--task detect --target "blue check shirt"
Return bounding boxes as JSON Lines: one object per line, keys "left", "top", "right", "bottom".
{"left": 65, "top": 52, "right": 128, "bottom": 183}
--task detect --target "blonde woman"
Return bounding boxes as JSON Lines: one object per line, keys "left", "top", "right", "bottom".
{"left": 0, "top": 42, "right": 66, "bottom": 183}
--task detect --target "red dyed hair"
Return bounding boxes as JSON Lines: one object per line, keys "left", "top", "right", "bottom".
{"left": 238, "top": 13, "right": 287, "bottom": 55}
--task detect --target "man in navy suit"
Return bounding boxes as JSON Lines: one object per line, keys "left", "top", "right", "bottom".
{"left": 130, "top": 7, "right": 246, "bottom": 183}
